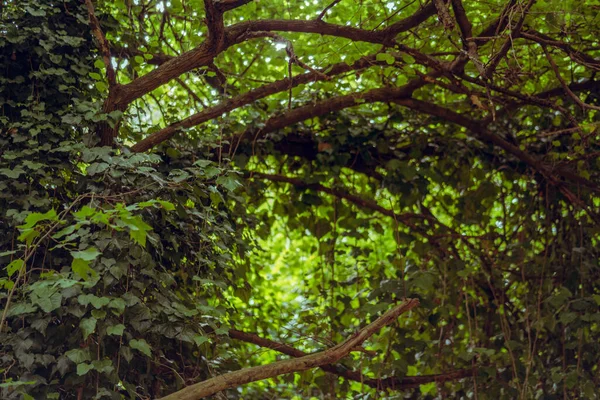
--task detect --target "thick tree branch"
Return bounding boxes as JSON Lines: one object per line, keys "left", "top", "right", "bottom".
{"left": 131, "top": 54, "right": 398, "bottom": 152}
{"left": 110, "top": 2, "right": 436, "bottom": 108}
{"left": 432, "top": 0, "right": 455, "bottom": 31}
{"left": 229, "top": 329, "right": 475, "bottom": 390}
{"left": 450, "top": 0, "right": 484, "bottom": 75}
{"left": 158, "top": 299, "right": 419, "bottom": 400}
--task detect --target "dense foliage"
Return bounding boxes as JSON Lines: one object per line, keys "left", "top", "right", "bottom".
{"left": 1, "top": 0, "right": 600, "bottom": 399}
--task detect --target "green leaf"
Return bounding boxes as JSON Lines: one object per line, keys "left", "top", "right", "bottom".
{"left": 216, "top": 174, "right": 242, "bottom": 192}
{"left": 95, "top": 81, "right": 108, "bottom": 91}
{"left": 6, "top": 259, "right": 24, "bottom": 277}
{"left": 71, "top": 258, "right": 96, "bottom": 281}
{"left": 118, "top": 216, "right": 152, "bottom": 247}
{"left": 0, "top": 380, "right": 36, "bottom": 388}
{"left": 71, "top": 247, "right": 101, "bottom": 261}
{"left": 92, "top": 359, "right": 114, "bottom": 374}
{"left": 108, "top": 298, "right": 126, "bottom": 314}
{"left": 19, "top": 209, "right": 58, "bottom": 229}
{"left": 33, "top": 291, "right": 63, "bottom": 313}
{"left": 6, "top": 302, "right": 37, "bottom": 317}
{"left": 0, "top": 167, "right": 25, "bottom": 178}
{"left": 214, "top": 327, "right": 229, "bottom": 336}
{"left": 107, "top": 324, "right": 125, "bottom": 336}
{"left": 376, "top": 52, "right": 395, "bottom": 65}
{"left": 91, "top": 309, "right": 107, "bottom": 319}
{"left": 193, "top": 335, "right": 210, "bottom": 346}
{"left": 65, "top": 348, "right": 91, "bottom": 364}
{"left": 157, "top": 200, "right": 175, "bottom": 211}
{"left": 76, "top": 363, "right": 94, "bottom": 376}
{"left": 134, "top": 55, "right": 144, "bottom": 64}
{"left": 77, "top": 294, "right": 110, "bottom": 309}
{"left": 129, "top": 339, "right": 152, "bottom": 357}
{"left": 80, "top": 317, "right": 97, "bottom": 340}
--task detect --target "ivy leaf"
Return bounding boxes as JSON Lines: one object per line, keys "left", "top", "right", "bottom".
{"left": 214, "top": 327, "right": 229, "bottom": 336}
{"left": 80, "top": 317, "right": 97, "bottom": 340}
{"left": 108, "top": 298, "right": 126, "bottom": 315}
{"left": 76, "top": 363, "right": 94, "bottom": 376}
{"left": 62, "top": 114, "right": 83, "bottom": 125}
{"left": 129, "top": 339, "right": 152, "bottom": 356}
{"left": 70, "top": 247, "right": 100, "bottom": 261}
{"left": 216, "top": 174, "right": 242, "bottom": 192}
{"left": 77, "top": 294, "right": 110, "bottom": 309}
{"left": 193, "top": 335, "right": 209, "bottom": 346}
{"left": 118, "top": 216, "right": 152, "bottom": 247}
{"left": 107, "top": 324, "right": 125, "bottom": 336}
{"left": 33, "top": 291, "right": 63, "bottom": 313}
{"left": 0, "top": 167, "right": 25, "bottom": 178}
{"left": 65, "top": 348, "right": 91, "bottom": 364}
{"left": 6, "top": 302, "right": 37, "bottom": 317}
{"left": 0, "top": 380, "right": 36, "bottom": 388}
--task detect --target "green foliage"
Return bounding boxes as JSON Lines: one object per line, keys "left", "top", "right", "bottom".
{"left": 0, "top": 1, "right": 248, "bottom": 398}
{"left": 2, "top": 0, "right": 600, "bottom": 399}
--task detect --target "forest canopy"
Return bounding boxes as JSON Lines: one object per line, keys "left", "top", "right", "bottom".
{"left": 1, "top": 0, "right": 600, "bottom": 399}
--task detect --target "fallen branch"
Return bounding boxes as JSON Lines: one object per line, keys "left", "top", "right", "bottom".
{"left": 158, "top": 298, "right": 419, "bottom": 400}
{"left": 229, "top": 328, "right": 475, "bottom": 391}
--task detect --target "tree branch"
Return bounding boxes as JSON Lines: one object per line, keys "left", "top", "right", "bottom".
{"left": 542, "top": 45, "right": 600, "bottom": 111}
{"left": 158, "top": 299, "right": 419, "bottom": 400}
{"left": 228, "top": 329, "right": 475, "bottom": 391}
{"left": 250, "top": 172, "right": 434, "bottom": 226}
{"left": 521, "top": 30, "right": 600, "bottom": 71}
{"left": 317, "top": 0, "right": 342, "bottom": 21}
{"left": 84, "top": 0, "right": 117, "bottom": 87}
{"left": 483, "top": 0, "right": 536, "bottom": 79}
{"left": 111, "top": 2, "right": 436, "bottom": 108}
{"left": 433, "top": 0, "right": 455, "bottom": 30}
{"left": 392, "top": 98, "right": 599, "bottom": 191}
{"left": 131, "top": 54, "right": 392, "bottom": 152}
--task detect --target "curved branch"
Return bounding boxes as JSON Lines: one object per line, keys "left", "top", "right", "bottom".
{"left": 131, "top": 54, "right": 405, "bottom": 152}
{"left": 229, "top": 329, "right": 475, "bottom": 391}
{"left": 110, "top": 2, "right": 436, "bottom": 107}
{"left": 158, "top": 299, "right": 419, "bottom": 400}
{"left": 250, "top": 172, "right": 434, "bottom": 226}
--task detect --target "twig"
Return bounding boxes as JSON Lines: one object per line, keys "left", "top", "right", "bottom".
{"left": 542, "top": 45, "right": 600, "bottom": 111}
{"left": 317, "top": 0, "right": 342, "bottom": 21}
{"left": 483, "top": 0, "right": 536, "bottom": 79}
